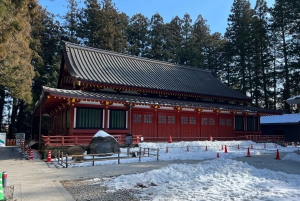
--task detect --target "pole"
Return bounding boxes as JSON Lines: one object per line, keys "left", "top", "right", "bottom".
{"left": 39, "top": 101, "right": 42, "bottom": 149}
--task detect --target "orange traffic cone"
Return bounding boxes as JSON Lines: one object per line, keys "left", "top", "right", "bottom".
{"left": 166, "top": 146, "right": 168, "bottom": 153}
{"left": 168, "top": 135, "right": 172, "bottom": 143}
{"left": 205, "top": 145, "right": 208, "bottom": 151}
{"left": 47, "top": 150, "right": 52, "bottom": 162}
{"left": 224, "top": 145, "right": 228, "bottom": 153}
{"left": 246, "top": 148, "right": 251, "bottom": 157}
{"left": 275, "top": 149, "right": 280, "bottom": 160}
{"left": 29, "top": 149, "right": 34, "bottom": 160}
{"left": 217, "top": 153, "right": 220, "bottom": 158}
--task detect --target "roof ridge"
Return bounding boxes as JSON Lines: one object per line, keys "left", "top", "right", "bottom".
{"left": 65, "top": 42, "right": 213, "bottom": 73}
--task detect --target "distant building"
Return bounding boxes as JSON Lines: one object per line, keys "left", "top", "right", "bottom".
{"left": 261, "top": 114, "right": 300, "bottom": 142}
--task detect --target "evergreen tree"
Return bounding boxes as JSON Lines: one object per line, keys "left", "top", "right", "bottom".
{"left": 251, "top": 0, "right": 273, "bottom": 108}
{"left": 225, "top": 0, "right": 254, "bottom": 95}
{"left": 126, "top": 13, "right": 149, "bottom": 56}
{"left": 270, "top": 0, "right": 296, "bottom": 111}
{"left": 145, "top": 13, "right": 165, "bottom": 60}
{"left": 164, "top": 16, "right": 183, "bottom": 64}
{"left": 77, "top": 0, "right": 102, "bottom": 48}
{"left": 61, "top": 0, "right": 80, "bottom": 43}
{"left": 180, "top": 13, "right": 193, "bottom": 65}
{"left": 190, "top": 15, "right": 211, "bottom": 68}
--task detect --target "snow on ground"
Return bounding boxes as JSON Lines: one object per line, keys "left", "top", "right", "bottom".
{"left": 20, "top": 140, "right": 300, "bottom": 200}
{"left": 102, "top": 159, "right": 300, "bottom": 201}
{"left": 51, "top": 140, "right": 299, "bottom": 168}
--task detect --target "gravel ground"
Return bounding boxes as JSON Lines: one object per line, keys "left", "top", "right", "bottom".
{"left": 4, "top": 185, "right": 14, "bottom": 201}
{"left": 61, "top": 178, "right": 142, "bottom": 201}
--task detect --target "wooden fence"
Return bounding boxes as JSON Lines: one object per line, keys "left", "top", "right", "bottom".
{"left": 42, "top": 135, "right": 142, "bottom": 146}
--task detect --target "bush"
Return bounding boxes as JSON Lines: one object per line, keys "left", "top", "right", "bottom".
{"left": 67, "top": 146, "right": 84, "bottom": 162}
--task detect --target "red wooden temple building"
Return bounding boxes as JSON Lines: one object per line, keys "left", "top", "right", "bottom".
{"left": 33, "top": 42, "right": 280, "bottom": 146}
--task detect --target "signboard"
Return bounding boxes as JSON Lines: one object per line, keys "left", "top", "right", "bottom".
{"left": 15, "top": 133, "right": 25, "bottom": 146}
{"left": 0, "top": 133, "right": 6, "bottom": 147}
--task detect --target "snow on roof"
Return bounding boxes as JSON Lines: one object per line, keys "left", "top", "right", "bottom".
{"left": 260, "top": 113, "right": 300, "bottom": 124}
{"left": 286, "top": 95, "right": 300, "bottom": 104}
{"left": 93, "top": 130, "right": 112, "bottom": 138}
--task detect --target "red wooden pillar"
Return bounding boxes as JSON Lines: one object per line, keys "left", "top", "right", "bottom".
{"left": 176, "top": 107, "right": 181, "bottom": 140}
{"left": 195, "top": 108, "right": 202, "bottom": 139}
{"left": 214, "top": 109, "right": 220, "bottom": 138}
{"left": 153, "top": 106, "right": 158, "bottom": 141}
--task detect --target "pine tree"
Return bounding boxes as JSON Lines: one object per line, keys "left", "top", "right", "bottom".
{"left": 180, "top": 13, "right": 193, "bottom": 65}
{"left": 164, "top": 16, "right": 183, "bottom": 64}
{"left": 225, "top": 0, "right": 254, "bottom": 95}
{"left": 61, "top": 0, "right": 80, "bottom": 43}
{"left": 190, "top": 15, "right": 211, "bottom": 68}
{"left": 145, "top": 13, "right": 165, "bottom": 60}
{"left": 126, "top": 13, "right": 149, "bottom": 56}
{"left": 270, "top": 0, "right": 296, "bottom": 112}
{"left": 251, "top": 0, "right": 273, "bottom": 108}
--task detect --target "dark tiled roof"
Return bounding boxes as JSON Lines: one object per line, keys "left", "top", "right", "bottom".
{"left": 43, "top": 87, "right": 280, "bottom": 114}
{"left": 63, "top": 42, "right": 251, "bottom": 101}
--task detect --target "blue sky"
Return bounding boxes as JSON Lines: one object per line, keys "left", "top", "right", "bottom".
{"left": 39, "top": 0, "right": 275, "bottom": 34}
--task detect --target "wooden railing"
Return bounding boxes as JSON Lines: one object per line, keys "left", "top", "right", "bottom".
{"left": 42, "top": 135, "right": 142, "bottom": 147}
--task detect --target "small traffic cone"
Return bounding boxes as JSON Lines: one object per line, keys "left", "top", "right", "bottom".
{"left": 275, "top": 149, "right": 280, "bottom": 160}
{"left": 187, "top": 146, "right": 189, "bottom": 152}
{"left": 237, "top": 145, "right": 240, "bottom": 150}
{"left": 168, "top": 135, "right": 172, "bottom": 143}
{"left": 246, "top": 148, "right": 251, "bottom": 157}
{"left": 224, "top": 145, "right": 228, "bottom": 153}
{"left": 166, "top": 146, "right": 168, "bottom": 153}
{"left": 29, "top": 149, "right": 34, "bottom": 160}
{"left": 47, "top": 150, "right": 52, "bottom": 162}
{"left": 216, "top": 153, "right": 220, "bottom": 158}
{"left": 205, "top": 145, "right": 208, "bottom": 151}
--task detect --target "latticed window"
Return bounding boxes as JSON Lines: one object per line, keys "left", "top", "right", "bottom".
{"left": 76, "top": 108, "right": 102, "bottom": 128}
{"left": 219, "top": 118, "right": 225, "bottom": 126}
{"left": 109, "top": 109, "right": 126, "bottom": 129}
{"left": 181, "top": 116, "right": 188, "bottom": 124}
{"left": 209, "top": 118, "right": 215, "bottom": 125}
{"left": 201, "top": 118, "right": 208, "bottom": 125}
{"left": 190, "top": 117, "right": 196, "bottom": 124}
{"left": 235, "top": 116, "right": 244, "bottom": 131}
{"left": 133, "top": 114, "right": 142, "bottom": 123}
{"left": 226, "top": 119, "right": 232, "bottom": 126}
{"left": 159, "top": 115, "right": 166, "bottom": 124}
{"left": 168, "top": 116, "right": 175, "bottom": 124}
{"left": 144, "top": 114, "right": 152, "bottom": 123}
{"left": 66, "top": 109, "right": 70, "bottom": 129}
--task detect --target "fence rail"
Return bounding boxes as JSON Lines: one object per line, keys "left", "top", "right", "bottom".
{"left": 42, "top": 135, "right": 142, "bottom": 146}
{"left": 55, "top": 147, "right": 160, "bottom": 168}
{"left": 41, "top": 134, "right": 285, "bottom": 147}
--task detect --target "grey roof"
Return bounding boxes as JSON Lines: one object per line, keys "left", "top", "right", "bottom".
{"left": 43, "top": 87, "right": 279, "bottom": 114}
{"left": 261, "top": 113, "right": 300, "bottom": 124}
{"left": 62, "top": 42, "right": 251, "bottom": 101}
{"left": 286, "top": 95, "right": 300, "bottom": 104}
